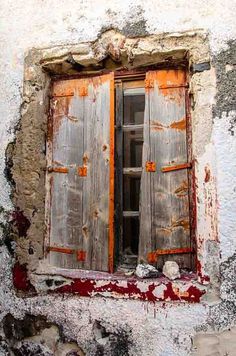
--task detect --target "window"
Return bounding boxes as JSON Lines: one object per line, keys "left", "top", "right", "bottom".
{"left": 46, "top": 69, "right": 194, "bottom": 273}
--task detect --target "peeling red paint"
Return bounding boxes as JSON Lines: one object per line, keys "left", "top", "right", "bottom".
{"left": 13, "top": 263, "right": 35, "bottom": 292}
{"left": 53, "top": 276, "right": 205, "bottom": 303}
{"left": 11, "top": 208, "right": 30, "bottom": 238}
{"left": 196, "top": 259, "right": 210, "bottom": 284}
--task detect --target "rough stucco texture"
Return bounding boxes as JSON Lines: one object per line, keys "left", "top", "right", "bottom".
{"left": 0, "top": 1, "right": 236, "bottom": 355}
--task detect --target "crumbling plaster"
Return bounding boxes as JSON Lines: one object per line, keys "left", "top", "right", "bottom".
{"left": 0, "top": 1, "right": 236, "bottom": 355}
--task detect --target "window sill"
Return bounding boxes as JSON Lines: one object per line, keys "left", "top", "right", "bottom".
{"left": 14, "top": 264, "right": 208, "bottom": 303}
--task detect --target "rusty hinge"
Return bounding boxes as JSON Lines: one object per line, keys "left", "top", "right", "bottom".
{"left": 146, "top": 161, "right": 156, "bottom": 172}
{"left": 78, "top": 166, "right": 87, "bottom": 177}
{"left": 47, "top": 246, "right": 74, "bottom": 254}
{"left": 47, "top": 246, "right": 87, "bottom": 262}
{"left": 161, "top": 162, "right": 192, "bottom": 173}
{"left": 79, "top": 86, "right": 88, "bottom": 97}
{"left": 145, "top": 78, "right": 154, "bottom": 89}
{"left": 147, "top": 247, "right": 193, "bottom": 263}
{"left": 47, "top": 166, "right": 69, "bottom": 173}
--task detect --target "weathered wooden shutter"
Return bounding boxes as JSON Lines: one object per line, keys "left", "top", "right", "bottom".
{"left": 46, "top": 74, "right": 114, "bottom": 271}
{"left": 139, "top": 69, "right": 192, "bottom": 269}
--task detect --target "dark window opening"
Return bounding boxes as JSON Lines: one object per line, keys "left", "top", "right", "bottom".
{"left": 115, "top": 80, "right": 145, "bottom": 269}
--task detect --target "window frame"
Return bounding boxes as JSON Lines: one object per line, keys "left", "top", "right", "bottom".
{"left": 12, "top": 32, "right": 216, "bottom": 302}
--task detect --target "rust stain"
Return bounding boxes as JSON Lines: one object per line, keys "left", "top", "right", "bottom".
{"left": 53, "top": 80, "right": 75, "bottom": 97}
{"left": 172, "top": 219, "right": 190, "bottom": 231}
{"left": 170, "top": 117, "right": 186, "bottom": 130}
{"left": 102, "top": 144, "right": 108, "bottom": 151}
{"left": 204, "top": 165, "right": 211, "bottom": 183}
{"left": 79, "top": 85, "right": 88, "bottom": 97}
{"left": 52, "top": 97, "right": 72, "bottom": 138}
{"left": 155, "top": 69, "right": 186, "bottom": 88}
{"left": 83, "top": 154, "right": 89, "bottom": 165}
{"left": 150, "top": 121, "right": 166, "bottom": 131}
{"left": 146, "top": 69, "right": 186, "bottom": 105}
{"left": 174, "top": 180, "right": 188, "bottom": 196}
{"left": 145, "top": 78, "right": 154, "bottom": 89}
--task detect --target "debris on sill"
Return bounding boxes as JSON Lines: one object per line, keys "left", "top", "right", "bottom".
{"left": 162, "top": 261, "right": 180, "bottom": 280}
{"left": 135, "top": 264, "right": 159, "bottom": 278}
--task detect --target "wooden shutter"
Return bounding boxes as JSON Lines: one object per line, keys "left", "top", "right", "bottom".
{"left": 139, "top": 69, "right": 192, "bottom": 269}
{"left": 46, "top": 74, "right": 114, "bottom": 271}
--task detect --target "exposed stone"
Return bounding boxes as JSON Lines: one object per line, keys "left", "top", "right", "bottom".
{"left": 135, "top": 264, "right": 159, "bottom": 278}
{"left": 162, "top": 261, "right": 180, "bottom": 280}
{"left": 192, "top": 62, "right": 211, "bottom": 73}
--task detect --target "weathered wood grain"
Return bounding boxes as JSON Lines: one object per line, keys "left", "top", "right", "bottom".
{"left": 49, "top": 93, "right": 84, "bottom": 268}
{"left": 139, "top": 69, "right": 191, "bottom": 269}
{"left": 48, "top": 74, "right": 114, "bottom": 270}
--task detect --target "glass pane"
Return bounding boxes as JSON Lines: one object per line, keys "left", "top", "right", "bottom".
{"left": 124, "top": 93, "right": 145, "bottom": 125}
{"left": 123, "top": 176, "right": 140, "bottom": 211}
{"left": 123, "top": 130, "right": 143, "bottom": 168}
{"left": 123, "top": 216, "right": 139, "bottom": 255}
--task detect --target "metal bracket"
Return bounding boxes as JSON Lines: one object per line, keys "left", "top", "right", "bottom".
{"left": 77, "top": 250, "right": 86, "bottom": 261}
{"left": 78, "top": 166, "right": 87, "bottom": 177}
{"left": 147, "top": 247, "right": 193, "bottom": 263}
{"left": 161, "top": 162, "right": 192, "bottom": 173}
{"left": 47, "top": 166, "right": 68, "bottom": 173}
{"left": 146, "top": 161, "right": 156, "bottom": 172}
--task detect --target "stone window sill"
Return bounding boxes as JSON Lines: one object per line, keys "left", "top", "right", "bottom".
{"left": 15, "top": 265, "right": 208, "bottom": 303}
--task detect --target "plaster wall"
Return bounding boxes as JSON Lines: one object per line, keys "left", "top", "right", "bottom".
{"left": 0, "top": 1, "right": 236, "bottom": 355}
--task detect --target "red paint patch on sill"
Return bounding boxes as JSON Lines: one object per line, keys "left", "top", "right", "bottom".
{"left": 51, "top": 273, "right": 206, "bottom": 303}
{"left": 14, "top": 265, "right": 207, "bottom": 303}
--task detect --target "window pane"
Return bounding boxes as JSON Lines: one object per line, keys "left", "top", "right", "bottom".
{"left": 123, "top": 92, "right": 145, "bottom": 125}
{"left": 123, "top": 216, "right": 139, "bottom": 255}
{"left": 123, "top": 176, "right": 140, "bottom": 211}
{"left": 123, "top": 130, "right": 143, "bottom": 168}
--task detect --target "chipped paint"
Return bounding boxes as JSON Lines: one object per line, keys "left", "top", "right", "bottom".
{"left": 48, "top": 275, "right": 206, "bottom": 303}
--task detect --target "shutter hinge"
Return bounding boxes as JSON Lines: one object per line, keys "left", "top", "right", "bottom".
{"left": 161, "top": 162, "right": 192, "bottom": 173}
{"left": 145, "top": 161, "right": 156, "bottom": 172}
{"left": 78, "top": 166, "right": 87, "bottom": 177}
{"left": 147, "top": 247, "right": 193, "bottom": 263}
{"left": 47, "top": 166, "right": 69, "bottom": 173}
{"left": 77, "top": 250, "right": 86, "bottom": 261}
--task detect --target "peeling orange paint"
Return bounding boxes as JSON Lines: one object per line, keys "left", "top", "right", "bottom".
{"left": 170, "top": 117, "right": 186, "bottom": 130}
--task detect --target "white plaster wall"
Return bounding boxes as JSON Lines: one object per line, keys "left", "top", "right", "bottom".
{"left": 0, "top": 1, "right": 236, "bottom": 355}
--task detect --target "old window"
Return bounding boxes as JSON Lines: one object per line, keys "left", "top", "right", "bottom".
{"left": 46, "top": 68, "right": 194, "bottom": 273}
